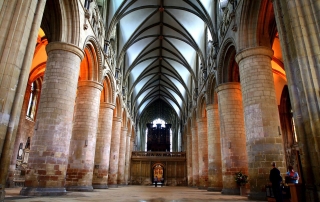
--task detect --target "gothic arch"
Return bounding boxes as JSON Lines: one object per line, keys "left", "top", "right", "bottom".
{"left": 191, "top": 108, "right": 197, "bottom": 128}
{"left": 80, "top": 39, "right": 101, "bottom": 82}
{"left": 100, "top": 73, "right": 115, "bottom": 104}
{"left": 238, "top": 0, "right": 275, "bottom": 50}
{"left": 216, "top": 38, "right": 238, "bottom": 85}
{"left": 41, "top": 0, "right": 80, "bottom": 45}
{"left": 122, "top": 108, "right": 128, "bottom": 128}
{"left": 196, "top": 94, "right": 207, "bottom": 119}
{"left": 206, "top": 73, "right": 217, "bottom": 105}
{"left": 82, "top": 36, "right": 103, "bottom": 82}
{"left": 113, "top": 95, "right": 123, "bottom": 119}
{"left": 131, "top": 125, "right": 136, "bottom": 140}
{"left": 127, "top": 119, "right": 132, "bottom": 134}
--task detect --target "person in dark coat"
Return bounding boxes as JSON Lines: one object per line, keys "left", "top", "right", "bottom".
{"left": 154, "top": 176, "right": 158, "bottom": 187}
{"left": 269, "top": 162, "right": 283, "bottom": 202}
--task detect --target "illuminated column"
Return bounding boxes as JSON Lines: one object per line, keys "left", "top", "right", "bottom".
{"left": 117, "top": 126, "right": 127, "bottom": 185}
{"left": 197, "top": 117, "right": 208, "bottom": 189}
{"left": 65, "top": 81, "right": 102, "bottom": 191}
{"left": 92, "top": 102, "right": 115, "bottom": 189}
{"left": 124, "top": 133, "right": 132, "bottom": 184}
{"left": 186, "top": 125, "right": 193, "bottom": 186}
{"left": 236, "top": 47, "right": 285, "bottom": 199}
{"left": 20, "top": 42, "right": 84, "bottom": 196}
{"left": 216, "top": 82, "right": 248, "bottom": 195}
{"left": 108, "top": 117, "right": 122, "bottom": 187}
{"left": 206, "top": 104, "right": 222, "bottom": 191}
{"left": 191, "top": 123, "right": 199, "bottom": 187}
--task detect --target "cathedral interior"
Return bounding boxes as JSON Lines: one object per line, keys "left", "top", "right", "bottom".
{"left": 0, "top": 0, "right": 319, "bottom": 201}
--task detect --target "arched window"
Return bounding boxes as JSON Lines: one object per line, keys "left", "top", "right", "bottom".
{"left": 26, "top": 81, "right": 39, "bottom": 120}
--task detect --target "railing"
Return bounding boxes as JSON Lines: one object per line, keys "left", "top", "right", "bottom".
{"left": 131, "top": 151, "right": 186, "bottom": 160}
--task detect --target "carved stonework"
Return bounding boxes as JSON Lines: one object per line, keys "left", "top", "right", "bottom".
{"left": 218, "top": 0, "right": 238, "bottom": 40}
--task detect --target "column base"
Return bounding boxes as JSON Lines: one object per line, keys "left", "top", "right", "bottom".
{"left": 207, "top": 187, "right": 223, "bottom": 192}
{"left": 92, "top": 184, "right": 108, "bottom": 189}
{"left": 20, "top": 187, "right": 66, "bottom": 196}
{"left": 221, "top": 188, "right": 240, "bottom": 195}
{"left": 248, "top": 191, "right": 266, "bottom": 200}
{"left": 66, "top": 185, "right": 93, "bottom": 192}
{"left": 0, "top": 184, "right": 5, "bottom": 201}
{"left": 108, "top": 184, "right": 118, "bottom": 188}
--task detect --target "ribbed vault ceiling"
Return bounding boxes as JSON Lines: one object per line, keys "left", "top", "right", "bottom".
{"left": 107, "top": 0, "right": 215, "bottom": 123}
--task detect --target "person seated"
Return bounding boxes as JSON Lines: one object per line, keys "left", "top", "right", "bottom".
{"left": 286, "top": 165, "right": 299, "bottom": 184}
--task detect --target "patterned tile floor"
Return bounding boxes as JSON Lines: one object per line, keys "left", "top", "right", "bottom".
{"left": 5, "top": 186, "right": 265, "bottom": 202}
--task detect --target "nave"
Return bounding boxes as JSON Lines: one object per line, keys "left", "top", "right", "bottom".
{"left": 4, "top": 186, "right": 260, "bottom": 202}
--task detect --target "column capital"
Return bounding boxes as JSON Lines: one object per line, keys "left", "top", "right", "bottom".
{"left": 77, "top": 80, "right": 103, "bottom": 91}
{"left": 235, "top": 46, "right": 273, "bottom": 64}
{"left": 121, "top": 127, "right": 128, "bottom": 131}
{"left": 216, "top": 82, "right": 241, "bottom": 93}
{"left": 206, "top": 104, "right": 214, "bottom": 111}
{"left": 113, "top": 117, "right": 122, "bottom": 122}
{"left": 196, "top": 118, "right": 206, "bottom": 123}
{"left": 100, "top": 102, "right": 116, "bottom": 110}
{"left": 46, "top": 42, "right": 85, "bottom": 60}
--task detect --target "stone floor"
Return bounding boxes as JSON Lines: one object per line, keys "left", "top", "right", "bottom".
{"left": 4, "top": 186, "right": 266, "bottom": 202}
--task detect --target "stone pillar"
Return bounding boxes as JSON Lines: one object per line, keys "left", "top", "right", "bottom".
{"left": 236, "top": 47, "right": 285, "bottom": 200}
{"left": 0, "top": 0, "right": 46, "bottom": 188}
{"left": 216, "top": 82, "right": 248, "bottom": 195}
{"left": 197, "top": 118, "right": 208, "bottom": 189}
{"left": 124, "top": 133, "right": 132, "bottom": 185}
{"left": 20, "top": 42, "right": 84, "bottom": 196}
{"left": 117, "top": 127, "right": 127, "bottom": 185}
{"left": 92, "top": 102, "right": 115, "bottom": 189}
{"left": 206, "top": 104, "right": 223, "bottom": 191}
{"left": 273, "top": 1, "right": 320, "bottom": 200}
{"left": 108, "top": 117, "right": 122, "bottom": 187}
{"left": 65, "top": 81, "right": 102, "bottom": 191}
{"left": 0, "top": 0, "right": 41, "bottom": 154}
{"left": 187, "top": 126, "right": 193, "bottom": 186}
{"left": 191, "top": 124, "right": 199, "bottom": 187}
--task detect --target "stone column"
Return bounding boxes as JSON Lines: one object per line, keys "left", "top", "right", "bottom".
{"left": 117, "top": 127, "right": 127, "bottom": 185}
{"left": 187, "top": 126, "right": 193, "bottom": 186}
{"left": 0, "top": 0, "right": 46, "bottom": 188}
{"left": 20, "top": 42, "right": 84, "bottom": 196}
{"left": 236, "top": 47, "right": 285, "bottom": 200}
{"left": 108, "top": 117, "right": 122, "bottom": 187}
{"left": 124, "top": 133, "right": 132, "bottom": 185}
{"left": 206, "top": 104, "right": 223, "bottom": 191}
{"left": 92, "top": 102, "right": 115, "bottom": 189}
{"left": 216, "top": 82, "right": 248, "bottom": 195}
{"left": 197, "top": 118, "right": 208, "bottom": 189}
{"left": 191, "top": 124, "right": 199, "bottom": 187}
{"left": 273, "top": 1, "right": 320, "bottom": 200}
{"left": 65, "top": 80, "right": 102, "bottom": 191}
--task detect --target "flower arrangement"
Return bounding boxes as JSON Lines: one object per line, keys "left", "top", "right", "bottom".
{"left": 234, "top": 171, "right": 248, "bottom": 186}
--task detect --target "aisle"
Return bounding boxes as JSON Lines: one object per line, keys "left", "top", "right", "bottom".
{"left": 4, "top": 186, "right": 263, "bottom": 202}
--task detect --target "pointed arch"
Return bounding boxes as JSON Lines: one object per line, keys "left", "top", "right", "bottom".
{"left": 122, "top": 108, "right": 128, "bottom": 128}
{"left": 238, "top": 0, "right": 275, "bottom": 49}
{"left": 101, "top": 72, "right": 116, "bottom": 104}
{"left": 205, "top": 73, "right": 217, "bottom": 105}
{"left": 82, "top": 36, "right": 103, "bottom": 82}
{"left": 41, "top": 0, "right": 80, "bottom": 44}
{"left": 216, "top": 38, "right": 238, "bottom": 85}
{"left": 113, "top": 95, "right": 123, "bottom": 119}
{"left": 197, "top": 94, "right": 207, "bottom": 119}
